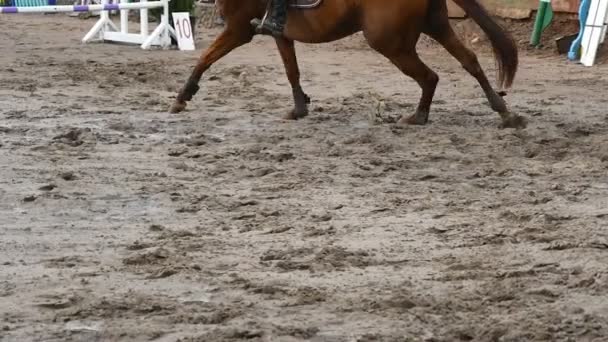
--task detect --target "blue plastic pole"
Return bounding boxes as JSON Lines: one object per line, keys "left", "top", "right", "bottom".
{"left": 568, "top": 0, "right": 592, "bottom": 61}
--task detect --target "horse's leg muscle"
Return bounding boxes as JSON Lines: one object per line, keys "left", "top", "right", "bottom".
{"left": 275, "top": 38, "right": 310, "bottom": 120}
{"left": 170, "top": 28, "right": 253, "bottom": 114}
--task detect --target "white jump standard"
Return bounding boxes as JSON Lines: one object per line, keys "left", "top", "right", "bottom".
{"left": 0, "top": 0, "right": 176, "bottom": 50}
{"left": 83, "top": 0, "right": 177, "bottom": 49}
{"left": 580, "top": 0, "right": 608, "bottom": 66}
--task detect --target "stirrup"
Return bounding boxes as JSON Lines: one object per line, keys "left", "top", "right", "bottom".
{"left": 250, "top": 18, "right": 284, "bottom": 37}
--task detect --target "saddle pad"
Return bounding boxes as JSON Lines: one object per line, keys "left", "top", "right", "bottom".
{"left": 289, "top": 0, "right": 322, "bottom": 9}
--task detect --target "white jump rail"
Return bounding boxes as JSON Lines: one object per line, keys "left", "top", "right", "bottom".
{"left": 0, "top": 0, "right": 176, "bottom": 49}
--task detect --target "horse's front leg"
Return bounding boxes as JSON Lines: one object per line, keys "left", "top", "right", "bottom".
{"left": 275, "top": 38, "right": 310, "bottom": 120}
{"left": 170, "top": 28, "right": 253, "bottom": 114}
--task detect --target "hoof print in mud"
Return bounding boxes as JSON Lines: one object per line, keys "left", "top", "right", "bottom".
{"left": 122, "top": 247, "right": 171, "bottom": 266}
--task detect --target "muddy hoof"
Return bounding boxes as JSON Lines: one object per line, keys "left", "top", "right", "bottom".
{"left": 284, "top": 109, "right": 308, "bottom": 120}
{"left": 169, "top": 101, "right": 187, "bottom": 114}
{"left": 398, "top": 113, "right": 428, "bottom": 126}
{"left": 500, "top": 114, "right": 528, "bottom": 129}
{"left": 295, "top": 108, "right": 309, "bottom": 119}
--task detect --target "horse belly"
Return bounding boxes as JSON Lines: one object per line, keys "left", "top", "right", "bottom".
{"left": 285, "top": 1, "right": 362, "bottom": 44}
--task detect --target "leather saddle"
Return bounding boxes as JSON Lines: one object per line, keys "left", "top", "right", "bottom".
{"left": 289, "top": 0, "right": 322, "bottom": 9}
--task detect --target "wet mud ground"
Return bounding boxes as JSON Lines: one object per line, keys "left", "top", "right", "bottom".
{"left": 1, "top": 13, "right": 608, "bottom": 342}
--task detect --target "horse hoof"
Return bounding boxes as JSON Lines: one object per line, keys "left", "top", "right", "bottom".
{"left": 284, "top": 109, "right": 308, "bottom": 120}
{"left": 500, "top": 114, "right": 528, "bottom": 129}
{"left": 398, "top": 114, "right": 428, "bottom": 126}
{"left": 295, "top": 109, "right": 309, "bottom": 119}
{"left": 169, "top": 101, "right": 187, "bottom": 114}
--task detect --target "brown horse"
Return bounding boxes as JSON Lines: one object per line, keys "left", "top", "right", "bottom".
{"left": 170, "top": 0, "right": 527, "bottom": 128}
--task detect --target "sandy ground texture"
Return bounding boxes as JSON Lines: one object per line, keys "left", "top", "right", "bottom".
{"left": 1, "top": 12, "right": 608, "bottom": 342}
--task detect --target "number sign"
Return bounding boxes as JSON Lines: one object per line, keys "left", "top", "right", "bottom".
{"left": 172, "top": 12, "right": 195, "bottom": 51}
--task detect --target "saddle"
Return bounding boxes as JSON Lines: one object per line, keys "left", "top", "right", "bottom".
{"left": 289, "top": 0, "right": 322, "bottom": 9}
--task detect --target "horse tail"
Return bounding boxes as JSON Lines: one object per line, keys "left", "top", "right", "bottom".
{"left": 452, "top": 0, "right": 518, "bottom": 89}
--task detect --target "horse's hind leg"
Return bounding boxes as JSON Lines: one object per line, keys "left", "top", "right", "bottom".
{"left": 275, "top": 38, "right": 310, "bottom": 120}
{"left": 365, "top": 24, "right": 438, "bottom": 125}
{"left": 424, "top": 10, "right": 526, "bottom": 128}
{"left": 388, "top": 52, "right": 439, "bottom": 125}
{"left": 170, "top": 28, "right": 253, "bottom": 114}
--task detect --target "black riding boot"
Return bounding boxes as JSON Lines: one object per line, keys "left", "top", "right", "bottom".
{"left": 251, "top": 0, "right": 287, "bottom": 37}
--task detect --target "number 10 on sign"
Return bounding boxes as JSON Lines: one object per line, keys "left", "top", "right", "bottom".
{"left": 172, "top": 12, "right": 196, "bottom": 51}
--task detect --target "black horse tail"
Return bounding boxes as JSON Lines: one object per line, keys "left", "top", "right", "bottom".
{"left": 452, "top": 0, "right": 518, "bottom": 88}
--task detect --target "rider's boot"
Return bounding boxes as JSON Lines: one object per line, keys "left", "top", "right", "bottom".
{"left": 251, "top": 0, "right": 288, "bottom": 37}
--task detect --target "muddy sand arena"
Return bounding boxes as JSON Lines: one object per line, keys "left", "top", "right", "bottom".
{"left": 1, "top": 11, "right": 608, "bottom": 342}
